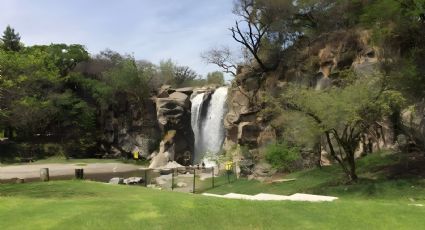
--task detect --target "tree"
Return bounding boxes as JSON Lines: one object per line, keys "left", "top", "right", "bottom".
{"left": 280, "top": 75, "right": 404, "bottom": 181}
{"left": 230, "top": 0, "right": 271, "bottom": 72}
{"left": 158, "top": 59, "right": 175, "bottom": 85}
{"left": 173, "top": 66, "right": 198, "bottom": 87}
{"left": 206, "top": 71, "right": 225, "bottom": 85}
{"left": 201, "top": 47, "right": 238, "bottom": 76}
{"left": 103, "top": 57, "right": 150, "bottom": 106}
{"left": 1, "top": 26, "right": 22, "bottom": 52}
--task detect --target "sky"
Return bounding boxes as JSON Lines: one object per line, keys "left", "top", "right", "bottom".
{"left": 0, "top": 0, "right": 237, "bottom": 77}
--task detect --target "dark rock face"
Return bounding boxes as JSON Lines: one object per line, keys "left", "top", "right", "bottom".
{"left": 100, "top": 98, "right": 161, "bottom": 159}
{"left": 100, "top": 85, "right": 195, "bottom": 166}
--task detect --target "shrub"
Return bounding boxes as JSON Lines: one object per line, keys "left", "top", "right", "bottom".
{"left": 265, "top": 141, "right": 300, "bottom": 171}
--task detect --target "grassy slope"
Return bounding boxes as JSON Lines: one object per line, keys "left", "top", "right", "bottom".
{"left": 1, "top": 180, "right": 425, "bottom": 230}
{"left": 206, "top": 151, "right": 425, "bottom": 201}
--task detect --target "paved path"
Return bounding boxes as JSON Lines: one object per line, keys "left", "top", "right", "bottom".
{"left": 202, "top": 193, "right": 338, "bottom": 202}
{"left": 0, "top": 163, "right": 144, "bottom": 181}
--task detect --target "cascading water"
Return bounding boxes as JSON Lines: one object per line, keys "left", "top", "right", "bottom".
{"left": 191, "top": 87, "right": 228, "bottom": 164}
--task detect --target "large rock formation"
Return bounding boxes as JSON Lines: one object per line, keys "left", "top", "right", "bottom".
{"left": 224, "top": 30, "right": 395, "bottom": 176}
{"left": 100, "top": 98, "right": 161, "bottom": 159}
{"left": 152, "top": 87, "right": 194, "bottom": 166}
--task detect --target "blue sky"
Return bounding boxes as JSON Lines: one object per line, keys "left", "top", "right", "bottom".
{"left": 0, "top": 0, "right": 237, "bottom": 77}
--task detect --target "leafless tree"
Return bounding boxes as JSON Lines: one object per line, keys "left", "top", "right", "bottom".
{"left": 230, "top": 0, "right": 270, "bottom": 72}
{"left": 201, "top": 46, "right": 237, "bottom": 76}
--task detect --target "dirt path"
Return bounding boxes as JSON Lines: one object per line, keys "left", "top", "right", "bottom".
{"left": 0, "top": 163, "right": 145, "bottom": 182}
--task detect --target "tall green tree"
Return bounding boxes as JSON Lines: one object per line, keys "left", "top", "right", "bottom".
{"left": 1, "top": 26, "right": 22, "bottom": 52}
{"left": 279, "top": 75, "right": 404, "bottom": 181}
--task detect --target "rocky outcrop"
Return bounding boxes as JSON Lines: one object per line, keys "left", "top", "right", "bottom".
{"left": 153, "top": 88, "right": 194, "bottom": 167}
{"left": 100, "top": 98, "right": 161, "bottom": 158}
{"left": 224, "top": 30, "right": 396, "bottom": 177}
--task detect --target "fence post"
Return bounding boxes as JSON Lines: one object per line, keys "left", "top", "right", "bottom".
{"left": 211, "top": 167, "right": 214, "bottom": 188}
{"left": 144, "top": 169, "right": 148, "bottom": 187}
{"left": 75, "top": 168, "right": 84, "bottom": 179}
{"left": 193, "top": 168, "right": 196, "bottom": 194}
{"left": 171, "top": 169, "right": 174, "bottom": 191}
{"left": 40, "top": 168, "right": 49, "bottom": 182}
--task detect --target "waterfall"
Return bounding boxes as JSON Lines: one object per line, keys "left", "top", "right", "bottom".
{"left": 191, "top": 87, "right": 228, "bottom": 164}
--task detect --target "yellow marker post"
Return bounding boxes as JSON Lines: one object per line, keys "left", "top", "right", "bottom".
{"left": 225, "top": 161, "right": 233, "bottom": 171}
{"left": 133, "top": 151, "right": 139, "bottom": 160}
{"left": 225, "top": 161, "right": 233, "bottom": 183}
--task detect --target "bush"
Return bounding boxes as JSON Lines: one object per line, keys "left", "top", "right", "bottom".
{"left": 265, "top": 141, "right": 300, "bottom": 171}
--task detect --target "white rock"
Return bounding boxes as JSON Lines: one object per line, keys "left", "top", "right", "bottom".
{"left": 109, "top": 177, "right": 124, "bottom": 185}
{"left": 177, "top": 182, "right": 187, "bottom": 188}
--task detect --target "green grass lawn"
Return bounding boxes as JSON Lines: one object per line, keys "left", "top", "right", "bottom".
{"left": 1, "top": 151, "right": 425, "bottom": 229}
{"left": 1, "top": 180, "right": 425, "bottom": 230}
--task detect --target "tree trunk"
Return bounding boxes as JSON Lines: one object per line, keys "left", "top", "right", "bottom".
{"left": 347, "top": 151, "right": 358, "bottom": 182}
{"left": 325, "top": 132, "right": 351, "bottom": 177}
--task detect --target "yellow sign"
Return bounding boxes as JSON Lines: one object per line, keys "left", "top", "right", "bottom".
{"left": 133, "top": 151, "right": 139, "bottom": 159}
{"left": 225, "top": 161, "right": 233, "bottom": 171}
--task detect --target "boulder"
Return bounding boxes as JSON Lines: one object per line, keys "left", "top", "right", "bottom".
{"left": 149, "top": 140, "right": 175, "bottom": 168}
{"left": 163, "top": 161, "right": 184, "bottom": 169}
{"left": 253, "top": 162, "right": 276, "bottom": 177}
{"left": 239, "top": 159, "right": 255, "bottom": 176}
{"left": 176, "top": 182, "right": 188, "bottom": 188}
{"left": 109, "top": 177, "right": 124, "bottom": 185}
{"left": 123, "top": 177, "right": 144, "bottom": 185}
{"left": 149, "top": 151, "right": 171, "bottom": 169}
{"left": 169, "top": 92, "right": 190, "bottom": 108}
{"left": 157, "top": 90, "right": 169, "bottom": 98}
{"left": 175, "top": 87, "right": 193, "bottom": 95}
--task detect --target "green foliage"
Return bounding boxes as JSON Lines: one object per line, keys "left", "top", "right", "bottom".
{"left": 265, "top": 141, "right": 300, "bottom": 171}
{"left": 172, "top": 66, "right": 198, "bottom": 87}
{"left": 103, "top": 57, "right": 150, "bottom": 105}
{"left": 50, "top": 90, "right": 96, "bottom": 131}
{"left": 0, "top": 25, "right": 22, "bottom": 52}
{"left": 279, "top": 74, "right": 405, "bottom": 180}
{"left": 206, "top": 71, "right": 225, "bottom": 85}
